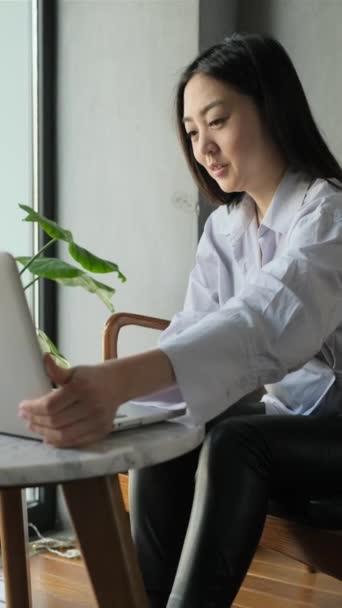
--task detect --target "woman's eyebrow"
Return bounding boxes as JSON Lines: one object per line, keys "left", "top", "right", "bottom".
{"left": 183, "top": 99, "right": 225, "bottom": 123}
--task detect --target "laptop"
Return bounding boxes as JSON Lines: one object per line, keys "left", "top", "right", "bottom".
{"left": 0, "top": 252, "right": 186, "bottom": 440}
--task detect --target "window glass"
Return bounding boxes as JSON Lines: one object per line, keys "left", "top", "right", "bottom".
{"left": 0, "top": 1, "right": 55, "bottom": 529}
{"left": 0, "top": 0, "right": 33, "bottom": 260}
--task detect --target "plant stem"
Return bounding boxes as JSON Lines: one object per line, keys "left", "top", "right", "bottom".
{"left": 23, "top": 276, "right": 40, "bottom": 291}
{"left": 20, "top": 238, "right": 57, "bottom": 275}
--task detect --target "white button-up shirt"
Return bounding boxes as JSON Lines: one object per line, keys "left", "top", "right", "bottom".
{"left": 153, "top": 170, "right": 342, "bottom": 425}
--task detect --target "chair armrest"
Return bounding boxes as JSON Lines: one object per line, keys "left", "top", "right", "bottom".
{"left": 103, "top": 312, "right": 171, "bottom": 513}
{"left": 103, "top": 312, "right": 170, "bottom": 360}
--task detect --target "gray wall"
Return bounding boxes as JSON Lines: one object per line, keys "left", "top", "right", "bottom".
{"left": 56, "top": 0, "right": 199, "bottom": 529}
{"left": 199, "top": 0, "right": 237, "bottom": 51}
{"left": 238, "top": 0, "right": 342, "bottom": 164}
{"left": 57, "top": 0, "right": 199, "bottom": 365}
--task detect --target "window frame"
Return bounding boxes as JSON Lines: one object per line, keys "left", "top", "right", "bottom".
{"left": 27, "top": 0, "right": 58, "bottom": 534}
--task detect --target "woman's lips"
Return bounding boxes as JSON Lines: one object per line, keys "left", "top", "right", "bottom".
{"left": 209, "top": 164, "right": 229, "bottom": 178}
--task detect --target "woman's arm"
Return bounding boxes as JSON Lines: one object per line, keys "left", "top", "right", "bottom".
{"left": 159, "top": 197, "right": 342, "bottom": 426}
{"left": 18, "top": 348, "right": 176, "bottom": 448}
{"left": 18, "top": 213, "right": 225, "bottom": 447}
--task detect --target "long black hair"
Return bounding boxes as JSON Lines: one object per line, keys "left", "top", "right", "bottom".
{"left": 176, "top": 32, "right": 342, "bottom": 206}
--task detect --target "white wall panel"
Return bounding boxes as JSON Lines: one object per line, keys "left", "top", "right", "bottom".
{"left": 57, "top": 0, "right": 199, "bottom": 363}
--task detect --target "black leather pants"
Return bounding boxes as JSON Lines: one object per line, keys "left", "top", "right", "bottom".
{"left": 129, "top": 400, "right": 342, "bottom": 608}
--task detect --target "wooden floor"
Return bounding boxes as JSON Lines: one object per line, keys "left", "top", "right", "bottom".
{"left": 27, "top": 546, "right": 342, "bottom": 607}
{"left": 234, "top": 548, "right": 342, "bottom": 608}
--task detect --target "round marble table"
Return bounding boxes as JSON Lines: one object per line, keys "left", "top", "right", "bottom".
{"left": 0, "top": 416, "right": 204, "bottom": 608}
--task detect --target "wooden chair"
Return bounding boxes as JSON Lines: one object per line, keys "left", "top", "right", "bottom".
{"left": 103, "top": 312, "right": 342, "bottom": 582}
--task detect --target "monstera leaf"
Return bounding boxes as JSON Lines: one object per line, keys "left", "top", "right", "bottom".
{"left": 18, "top": 205, "right": 126, "bottom": 364}
{"left": 19, "top": 205, "right": 126, "bottom": 283}
{"left": 17, "top": 257, "right": 116, "bottom": 312}
{"left": 19, "top": 204, "right": 73, "bottom": 242}
{"left": 37, "top": 329, "right": 71, "bottom": 369}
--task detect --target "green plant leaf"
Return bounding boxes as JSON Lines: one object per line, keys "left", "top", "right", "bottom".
{"left": 19, "top": 204, "right": 73, "bottom": 243}
{"left": 68, "top": 242, "right": 126, "bottom": 282}
{"left": 36, "top": 329, "right": 71, "bottom": 369}
{"left": 17, "top": 257, "right": 116, "bottom": 311}
{"left": 57, "top": 275, "right": 115, "bottom": 312}
{"left": 17, "top": 257, "right": 83, "bottom": 279}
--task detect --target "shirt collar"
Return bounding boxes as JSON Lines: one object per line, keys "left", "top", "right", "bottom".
{"left": 218, "top": 170, "right": 312, "bottom": 238}
{"left": 217, "top": 195, "right": 255, "bottom": 238}
{"left": 261, "top": 170, "right": 313, "bottom": 234}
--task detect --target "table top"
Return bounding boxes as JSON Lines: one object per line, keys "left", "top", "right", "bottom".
{"left": 0, "top": 415, "right": 204, "bottom": 487}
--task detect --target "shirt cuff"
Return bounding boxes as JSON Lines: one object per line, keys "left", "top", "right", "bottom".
{"left": 159, "top": 317, "right": 258, "bottom": 425}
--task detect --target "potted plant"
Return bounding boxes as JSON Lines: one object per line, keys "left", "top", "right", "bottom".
{"left": 17, "top": 204, "right": 126, "bottom": 367}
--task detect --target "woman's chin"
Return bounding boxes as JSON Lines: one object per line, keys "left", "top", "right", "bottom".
{"left": 216, "top": 178, "right": 236, "bottom": 193}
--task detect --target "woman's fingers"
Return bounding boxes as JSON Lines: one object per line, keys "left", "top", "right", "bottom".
{"left": 18, "top": 360, "right": 122, "bottom": 447}
{"left": 23, "top": 400, "right": 89, "bottom": 431}
{"left": 44, "top": 353, "right": 73, "bottom": 386}
{"left": 19, "top": 363, "right": 94, "bottom": 419}
{"left": 19, "top": 383, "right": 76, "bottom": 419}
{"left": 29, "top": 413, "right": 114, "bottom": 448}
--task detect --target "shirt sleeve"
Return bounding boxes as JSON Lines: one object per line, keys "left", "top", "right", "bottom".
{"left": 159, "top": 196, "right": 342, "bottom": 424}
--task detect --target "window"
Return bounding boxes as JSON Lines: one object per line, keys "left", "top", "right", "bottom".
{"left": 0, "top": 0, "right": 57, "bottom": 533}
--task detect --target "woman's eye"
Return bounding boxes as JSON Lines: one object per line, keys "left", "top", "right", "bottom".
{"left": 209, "top": 117, "right": 225, "bottom": 127}
{"left": 186, "top": 130, "right": 197, "bottom": 140}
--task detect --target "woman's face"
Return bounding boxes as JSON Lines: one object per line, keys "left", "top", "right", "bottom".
{"left": 183, "top": 73, "right": 278, "bottom": 195}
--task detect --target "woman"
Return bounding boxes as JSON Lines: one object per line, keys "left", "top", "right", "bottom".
{"left": 19, "top": 33, "right": 342, "bottom": 607}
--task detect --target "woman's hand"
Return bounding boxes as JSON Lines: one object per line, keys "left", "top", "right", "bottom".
{"left": 18, "top": 348, "right": 176, "bottom": 449}
{"left": 18, "top": 354, "right": 125, "bottom": 448}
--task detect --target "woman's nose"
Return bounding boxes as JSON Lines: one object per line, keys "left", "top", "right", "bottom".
{"left": 198, "top": 132, "right": 218, "bottom": 157}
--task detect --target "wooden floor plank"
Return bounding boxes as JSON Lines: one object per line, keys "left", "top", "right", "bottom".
{"left": 234, "top": 587, "right": 316, "bottom": 608}
{"left": 30, "top": 555, "right": 97, "bottom": 608}
{"left": 20, "top": 546, "right": 342, "bottom": 608}
{"left": 248, "top": 560, "right": 342, "bottom": 594}
{"left": 242, "top": 575, "right": 342, "bottom": 607}
{"left": 253, "top": 546, "right": 309, "bottom": 569}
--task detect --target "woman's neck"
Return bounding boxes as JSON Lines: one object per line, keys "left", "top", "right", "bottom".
{"left": 247, "top": 161, "right": 288, "bottom": 223}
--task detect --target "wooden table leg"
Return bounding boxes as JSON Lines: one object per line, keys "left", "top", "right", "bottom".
{"left": 0, "top": 488, "right": 32, "bottom": 608}
{"left": 62, "top": 474, "right": 148, "bottom": 608}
